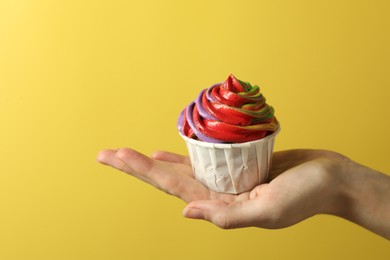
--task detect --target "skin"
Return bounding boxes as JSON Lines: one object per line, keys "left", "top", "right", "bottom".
{"left": 97, "top": 148, "right": 390, "bottom": 239}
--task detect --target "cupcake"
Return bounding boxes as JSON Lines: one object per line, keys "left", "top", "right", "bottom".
{"left": 177, "top": 74, "right": 280, "bottom": 194}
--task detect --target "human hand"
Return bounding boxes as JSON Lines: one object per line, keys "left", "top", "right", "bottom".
{"left": 97, "top": 148, "right": 348, "bottom": 229}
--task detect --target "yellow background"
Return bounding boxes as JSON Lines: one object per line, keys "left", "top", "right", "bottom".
{"left": 1, "top": 0, "right": 389, "bottom": 259}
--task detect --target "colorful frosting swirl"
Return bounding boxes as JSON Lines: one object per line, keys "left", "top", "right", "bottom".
{"left": 178, "top": 74, "right": 278, "bottom": 143}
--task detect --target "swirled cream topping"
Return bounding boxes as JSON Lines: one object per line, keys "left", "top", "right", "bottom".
{"left": 178, "top": 74, "right": 278, "bottom": 143}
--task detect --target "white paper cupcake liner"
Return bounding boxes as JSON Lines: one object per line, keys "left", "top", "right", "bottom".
{"left": 180, "top": 126, "right": 280, "bottom": 194}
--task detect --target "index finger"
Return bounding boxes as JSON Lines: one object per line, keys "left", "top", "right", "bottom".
{"left": 97, "top": 148, "right": 210, "bottom": 202}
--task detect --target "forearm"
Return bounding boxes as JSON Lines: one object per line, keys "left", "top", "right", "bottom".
{"left": 337, "top": 159, "right": 390, "bottom": 239}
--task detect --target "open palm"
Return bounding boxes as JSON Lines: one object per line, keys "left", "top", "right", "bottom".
{"left": 97, "top": 148, "right": 346, "bottom": 229}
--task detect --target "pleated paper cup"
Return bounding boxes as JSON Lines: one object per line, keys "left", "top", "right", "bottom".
{"left": 180, "top": 127, "right": 281, "bottom": 194}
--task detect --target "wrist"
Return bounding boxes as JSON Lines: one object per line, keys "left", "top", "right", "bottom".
{"left": 326, "top": 156, "right": 356, "bottom": 218}
{"left": 317, "top": 152, "right": 352, "bottom": 217}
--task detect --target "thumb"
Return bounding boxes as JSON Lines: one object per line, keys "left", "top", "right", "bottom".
{"left": 183, "top": 200, "right": 258, "bottom": 229}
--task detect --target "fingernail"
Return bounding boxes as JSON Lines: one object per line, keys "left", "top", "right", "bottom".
{"left": 183, "top": 207, "right": 203, "bottom": 219}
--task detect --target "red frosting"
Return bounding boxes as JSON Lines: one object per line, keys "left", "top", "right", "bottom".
{"left": 178, "top": 74, "right": 278, "bottom": 143}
